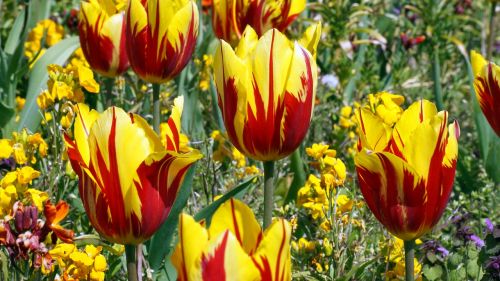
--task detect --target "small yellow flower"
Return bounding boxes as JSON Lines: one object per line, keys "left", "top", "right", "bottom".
{"left": 231, "top": 147, "right": 246, "bottom": 168}
{"left": 336, "top": 194, "right": 353, "bottom": 214}
{"left": 306, "top": 143, "right": 330, "bottom": 160}
{"left": 296, "top": 237, "right": 316, "bottom": 252}
{"left": 365, "top": 92, "right": 404, "bottom": 126}
{"left": 16, "top": 97, "right": 26, "bottom": 111}
{"left": 0, "top": 139, "right": 13, "bottom": 159}
{"left": 17, "top": 166, "right": 40, "bottom": 185}
{"left": 12, "top": 143, "right": 28, "bottom": 164}
{"left": 25, "top": 188, "right": 49, "bottom": 211}
{"left": 76, "top": 65, "right": 100, "bottom": 93}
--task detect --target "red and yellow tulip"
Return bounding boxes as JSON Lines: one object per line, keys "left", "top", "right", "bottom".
{"left": 214, "top": 24, "right": 320, "bottom": 161}
{"left": 126, "top": 0, "right": 199, "bottom": 83}
{"left": 471, "top": 51, "right": 500, "bottom": 137}
{"left": 212, "top": 0, "right": 306, "bottom": 44}
{"left": 65, "top": 97, "right": 202, "bottom": 245}
{"left": 79, "top": 0, "right": 130, "bottom": 77}
{"left": 171, "top": 198, "right": 291, "bottom": 281}
{"left": 354, "top": 100, "right": 459, "bottom": 241}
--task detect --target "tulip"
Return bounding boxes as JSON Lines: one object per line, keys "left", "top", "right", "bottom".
{"left": 214, "top": 23, "right": 320, "bottom": 228}
{"left": 355, "top": 99, "right": 459, "bottom": 281}
{"left": 471, "top": 51, "right": 500, "bottom": 137}
{"left": 64, "top": 97, "right": 202, "bottom": 245}
{"left": 78, "top": 0, "right": 130, "bottom": 77}
{"left": 212, "top": 0, "right": 306, "bottom": 44}
{"left": 125, "top": 0, "right": 199, "bottom": 84}
{"left": 171, "top": 198, "right": 291, "bottom": 281}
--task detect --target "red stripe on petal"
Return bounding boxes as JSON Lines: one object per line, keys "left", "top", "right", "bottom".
{"left": 201, "top": 231, "right": 229, "bottom": 281}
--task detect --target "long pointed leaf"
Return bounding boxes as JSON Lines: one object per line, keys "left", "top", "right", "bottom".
{"left": 16, "top": 36, "right": 79, "bottom": 133}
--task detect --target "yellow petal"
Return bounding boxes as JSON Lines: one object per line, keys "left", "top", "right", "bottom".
{"left": 392, "top": 100, "right": 438, "bottom": 155}
{"left": 208, "top": 198, "right": 262, "bottom": 255}
{"left": 356, "top": 108, "right": 391, "bottom": 152}
{"left": 471, "top": 50, "right": 487, "bottom": 77}
{"left": 74, "top": 103, "right": 100, "bottom": 166}
{"left": 171, "top": 214, "right": 208, "bottom": 281}
{"left": 252, "top": 219, "right": 291, "bottom": 281}
{"left": 299, "top": 22, "right": 321, "bottom": 58}
{"left": 165, "top": 1, "right": 199, "bottom": 57}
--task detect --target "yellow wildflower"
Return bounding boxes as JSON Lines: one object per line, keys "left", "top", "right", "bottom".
{"left": 76, "top": 65, "right": 100, "bottom": 93}
{"left": 0, "top": 139, "right": 13, "bottom": 159}
{"left": 365, "top": 92, "right": 404, "bottom": 126}
{"left": 306, "top": 143, "right": 330, "bottom": 160}
{"left": 0, "top": 185, "right": 17, "bottom": 217}
{"left": 231, "top": 147, "right": 246, "bottom": 168}
{"left": 25, "top": 189, "right": 49, "bottom": 211}
{"left": 24, "top": 19, "right": 64, "bottom": 64}
{"left": 336, "top": 194, "right": 353, "bottom": 214}
{"left": 17, "top": 166, "right": 40, "bottom": 185}
{"left": 12, "top": 143, "right": 28, "bottom": 165}
{"left": 16, "top": 97, "right": 26, "bottom": 111}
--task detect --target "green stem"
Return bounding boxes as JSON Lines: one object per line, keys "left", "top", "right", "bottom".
{"left": 125, "top": 245, "right": 138, "bottom": 281}
{"left": 404, "top": 239, "right": 415, "bottom": 281}
{"left": 263, "top": 161, "right": 275, "bottom": 229}
{"left": 104, "top": 77, "right": 115, "bottom": 108}
{"left": 284, "top": 149, "right": 306, "bottom": 204}
{"left": 486, "top": 2, "right": 497, "bottom": 60}
{"left": 152, "top": 83, "right": 161, "bottom": 133}
{"left": 431, "top": 46, "right": 444, "bottom": 111}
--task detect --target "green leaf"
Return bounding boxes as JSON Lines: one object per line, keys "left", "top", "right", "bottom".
{"left": 28, "top": 0, "right": 52, "bottom": 29}
{"left": 148, "top": 164, "right": 197, "bottom": 271}
{"left": 284, "top": 149, "right": 307, "bottom": 204}
{"left": 423, "top": 264, "right": 443, "bottom": 281}
{"left": 16, "top": 36, "right": 79, "bottom": 133}
{"left": 485, "top": 137, "right": 500, "bottom": 184}
{"left": 337, "top": 257, "right": 378, "bottom": 281}
{"left": 193, "top": 176, "right": 256, "bottom": 224}
{"left": 0, "top": 102, "right": 15, "bottom": 130}
{"left": 4, "top": 7, "right": 27, "bottom": 55}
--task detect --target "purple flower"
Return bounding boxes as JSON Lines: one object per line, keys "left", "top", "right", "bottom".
{"left": 485, "top": 218, "right": 494, "bottom": 234}
{"left": 485, "top": 256, "right": 500, "bottom": 279}
{"left": 437, "top": 246, "right": 449, "bottom": 257}
{"left": 469, "top": 234, "right": 485, "bottom": 248}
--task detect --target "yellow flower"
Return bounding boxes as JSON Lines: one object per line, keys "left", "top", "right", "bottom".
{"left": 306, "top": 143, "right": 330, "bottom": 160}
{"left": 0, "top": 185, "right": 17, "bottom": 217}
{"left": 323, "top": 156, "right": 347, "bottom": 185}
{"left": 336, "top": 194, "right": 353, "bottom": 214}
{"left": 12, "top": 143, "right": 28, "bottom": 164}
{"left": 25, "top": 189, "right": 49, "bottom": 211}
{"left": 17, "top": 166, "right": 40, "bottom": 185}
{"left": 323, "top": 238, "right": 333, "bottom": 256}
{"left": 211, "top": 130, "right": 225, "bottom": 142}
{"left": 231, "top": 147, "right": 246, "bottom": 168}
{"left": 365, "top": 92, "right": 404, "bottom": 126}
{"left": 296, "top": 237, "right": 316, "bottom": 252}
{"left": 339, "top": 106, "right": 355, "bottom": 128}
{"left": 0, "top": 139, "right": 13, "bottom": 159}
{"left": 24, "top": 19, "right": 65, "bottom": 64}
{"left": 16, "top": 97, "right": 26, "bottom": 111}
{"left": 76, "top": 65, "right": 100, "bottom": 93}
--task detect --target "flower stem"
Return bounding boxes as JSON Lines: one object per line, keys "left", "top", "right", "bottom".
{"left": 125, "top": 245, "right": 138, "bottom": 281}
{"left": 104, "top": 77, "right": 115, "bottom": 108}
{"left": 152, "top": 83, "right": 161, "bottom": 133}
{"left": 486, "top": 2, "right": 497, "bottom": 60}
{"left": 263, "top": 161, "right": 275, "bottom": 229}
{"left": 431, "top": 46, "right": 444, "bottom": 111}
{"left": 404, "top": 239, "right": 415, "bottom": 281}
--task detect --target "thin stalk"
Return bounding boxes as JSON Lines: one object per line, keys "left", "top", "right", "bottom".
{"left": 104, "top": 77, "right": 115, "bottom": 108}
{"left": 263, "top": 161, "right": 275, "bottom": 229}
{"left": 404, "top": 240, "right": 415, "bottom": 281}
{"left": 431, "top": 46, "right": 444, "bottom": 111}
{"left": 152, "top": 83, "right": 161, "bottom": 133}
{"left": 486, "top": 2, "right": 497, "bottom": 60}
{"left": 125, "top": 245, "right": 138, "bottom": 281}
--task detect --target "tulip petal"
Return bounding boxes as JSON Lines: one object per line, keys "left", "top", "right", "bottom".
{"left": 356, "top": 108, "right": 391, "bottom": 152}
{"left": 391, "top": 100, "right": 438, "bottom": 157}
{"left": 164, "top": 96, "right": 184, "bottom": 152}
{"left": 208, "top": 198, "right": 263, "bottom": 255}
{"left": 201, "top": 230, "right": 260, "bottom": 281}
{"left": 252, "top": 219, "right": 291, "bottom": 281}
{"left": 355, "top": 151, "right": 429, "bottom": 240}
{"left": 73, "top": 103, "right": 100, "bottom": 166}
{"left": 172, "top": 214, "right": 208, "bottom": 281}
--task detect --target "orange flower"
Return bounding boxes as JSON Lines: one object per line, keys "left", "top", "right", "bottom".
{"left": 43, "top": 201, "right": 74, "bottom": 243}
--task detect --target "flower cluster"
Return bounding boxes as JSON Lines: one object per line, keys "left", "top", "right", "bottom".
{"left": 49, "top": 243, "right": 108, "bottom": 281}
{"left": 384, "top": 237, "right": 423, "bottom": 281}
{"left": 0, "top": 201, "right": 74, "bottom": 275}
{"left": 0, "top": 130, "right": 48, "bottom": 167}
{"left": 37, "top": 64, "right": 99, "bottom": 111}
{"left": 211, "top": 130, "right": 261, "bottom": 179}
{"left": 194, "top": 54, "right": 213, "bottom": 92}
{"left": 24, "top": 19, "right": 65, "bottom": 66}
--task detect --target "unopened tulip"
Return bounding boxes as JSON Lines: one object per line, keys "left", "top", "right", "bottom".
{"left": 126, "top": 0, "right": 199, "bottom": 83}
{"left": 65, "top": 97, "right": 202, "bottom": 244}
{"left": 214, "top": 23, "right": 321, "bottom": 161}
{"left": 212, "top": 0, "right": 306, "bottom": 44}
{"left": 355, "top": 100, "right": 459, "bottom": 241}
{"left": 79, "top": 0, "right": 130, "bottom": 77}
{"left": 471, "top": 51, "right": 500, "bottom": 137}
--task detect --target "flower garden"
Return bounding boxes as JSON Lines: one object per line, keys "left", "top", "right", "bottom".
{"left": 0, "top": 0, "right": 499, "bottom": 280}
